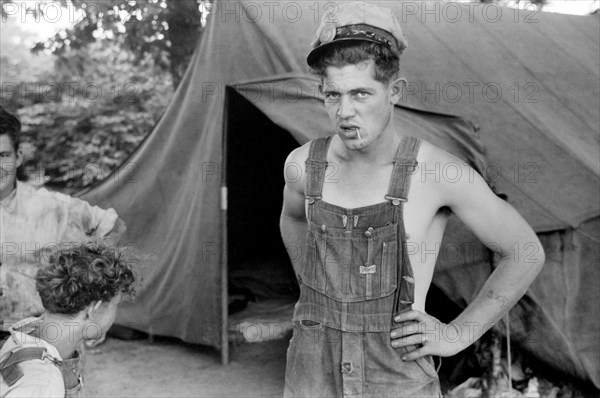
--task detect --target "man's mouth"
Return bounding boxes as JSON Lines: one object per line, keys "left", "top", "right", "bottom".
{"left": 340, "top": 125, "right": 361, "bottom": 139}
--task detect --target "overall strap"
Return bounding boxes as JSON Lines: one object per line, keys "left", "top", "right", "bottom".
{"left": 387, "top": 135, "right": 421, "bottom": 316}
{"left": 0, "top": 345, "right": 80, "bottom": 393}
{"left": 386, "top": 135, "right": 421, "bottom": 203}
{"left": 305, "top": 136, "right": 333, "bottom": 204}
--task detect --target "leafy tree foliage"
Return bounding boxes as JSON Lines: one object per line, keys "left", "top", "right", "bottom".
{"left": 2, "top": 0, "right": 209, "bottom": 89}
{"left": 2, "top": 34, "right": 173, "bottom": 192}
{"left": 0, "top": 16, "right": 55, "bottom": 84}
{"left": 1, "top": 1, "right": 177, "bottom": 192}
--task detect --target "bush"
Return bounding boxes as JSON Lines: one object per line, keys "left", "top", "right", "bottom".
{"left": 5, "top": 41, "right": 173, "bottom": 193}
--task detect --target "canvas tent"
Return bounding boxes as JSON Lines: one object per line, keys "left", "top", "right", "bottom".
{"left": 82, "top": 0, "right": 600, "bottom": 388}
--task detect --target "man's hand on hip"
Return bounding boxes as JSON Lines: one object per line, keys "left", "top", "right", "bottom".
{"left": 390, "top": 310, "right": 466, "bottom": 360}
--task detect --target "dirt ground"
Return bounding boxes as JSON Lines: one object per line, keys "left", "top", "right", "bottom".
{"left": 82, "top": 334, "right": 597, "bottom": 398}
{"left": 84, "top": 336, "right": 288, "bottom": 397}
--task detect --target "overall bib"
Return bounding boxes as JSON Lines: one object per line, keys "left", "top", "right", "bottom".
{"left": 284, "top": 135, "right": 441, "bottom": 398}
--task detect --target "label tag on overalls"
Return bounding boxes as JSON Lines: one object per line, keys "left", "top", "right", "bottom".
{"left": 359, "top": 265, "right": 376, "bottom": 274}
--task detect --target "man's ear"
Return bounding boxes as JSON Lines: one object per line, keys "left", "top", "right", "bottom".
{"left": 86, "top": 300, "right": 104, "bottom": 319}
{"left": 390, "top": 77, "right": 406, "bottom": 105}
{"left": 15, "top": 148, "right": 24, "bottom": 168}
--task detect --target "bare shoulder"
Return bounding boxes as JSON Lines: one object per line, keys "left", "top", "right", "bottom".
{"left": 415, "top": 139, "right": 491, "bottom": 206}
{"left": 285, "top": 141, "right": 311, "bottom": 169}
{"left": 283, "top": 141, "right": 312, "bottom": 193}
{"left": 282, "top": 141, "right": 313, "bottom": 219}
{"left": 416, "top": 139, "right": 469, "bottom": 169}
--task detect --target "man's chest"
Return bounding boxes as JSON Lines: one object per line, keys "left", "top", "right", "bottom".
{"left": 0, "top": 202, "right": 80, "bottom": 265}
{"left": 2, "top": 207, "right": 64, "bottom": 240}
{"left": 319, "top": 163, "right": 441, "bottom": 233}
{"left": 320, "top": 163, "right": 394, "bottom": 208}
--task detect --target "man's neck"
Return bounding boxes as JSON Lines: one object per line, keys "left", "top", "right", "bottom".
{"left": 0, "top": 181, "right": 17, "bottom": 202}
{"left": 37, "top": 315, "right": 85, "bottom": 360}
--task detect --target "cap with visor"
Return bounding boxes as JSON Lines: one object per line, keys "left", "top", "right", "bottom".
{"left": 307, "top": 2, "right": 408, "bottom": 67}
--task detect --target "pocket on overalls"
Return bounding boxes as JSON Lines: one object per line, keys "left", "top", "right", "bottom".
{"left": 65, "top": 381, "right": 83, "bottom": 398}
{"left": 414, "top": 354, "right": 439, "bottom": 379}
{"left": 303, "top": 221, "right": 398, "bottom": 302}
{"left": 299, "top": 320, "right": 324, "bottom": 330}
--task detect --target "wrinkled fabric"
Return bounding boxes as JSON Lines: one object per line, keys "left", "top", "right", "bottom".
{"left": 0, "top": 317, "right": 83, "bottom": 398}
{"left": 285, "top": 323, "right": 440, "bottom": 398}
{"left": 0, "top": 182, "right": 118, "bottom": 326}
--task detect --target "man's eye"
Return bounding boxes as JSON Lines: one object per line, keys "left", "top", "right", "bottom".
{"left": 324, "top": 93, "right": 340, "bottom": 101}
{"left": 355, "top": 91, "right": 369, "bottom": 99}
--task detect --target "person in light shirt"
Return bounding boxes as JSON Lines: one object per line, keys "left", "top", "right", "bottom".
{"left": 0, "top": 105, "right": 125, "bottom": 340}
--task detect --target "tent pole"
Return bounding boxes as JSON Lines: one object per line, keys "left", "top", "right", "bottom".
{"left": 221, "top": 184, "right": 229, "bottom": 365}
{"left": 220, "top": 89, "right": 230, "bottom": 365}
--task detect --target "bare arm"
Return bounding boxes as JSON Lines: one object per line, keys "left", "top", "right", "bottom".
{"left": 445, "top": 163, "right": 544, "bottom": 350}
{"left": 394, "top": 148, "right": 544, "bottom": 358}
{"left": 280, "top": 146, "right": 309, "bottom": 276}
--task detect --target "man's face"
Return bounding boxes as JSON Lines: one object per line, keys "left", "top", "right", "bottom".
{"left": 322, "top": 60, "right": 398, "bottom": 151}
{"left": 0, "top": 134, "right": 22, "bottom": 200}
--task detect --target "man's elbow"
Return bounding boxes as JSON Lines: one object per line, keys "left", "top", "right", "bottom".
{"left": 520, "top": 239, "right": 545, "bottom": 281}
{"left": 537, "top": 241, "right": 545, "bottom": 264}
{"left": 497, "top": 237, "right": 545, "bottom": 277}
{"left": 533, "top": 243, "right": 545, "bottom": 272}
{"left": 529, "top": 234, "right": 545, "bottom": 267}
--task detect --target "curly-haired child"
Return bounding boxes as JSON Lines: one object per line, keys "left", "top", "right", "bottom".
{"left": 0, "top": 243, "right": 136, "bottom": 397}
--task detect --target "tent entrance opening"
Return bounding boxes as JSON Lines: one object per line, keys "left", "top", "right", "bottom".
{"left": 225, "top": 89, "right": 300, "bottom": 342}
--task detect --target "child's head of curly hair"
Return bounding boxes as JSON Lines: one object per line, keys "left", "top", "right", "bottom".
{"left": 36, "top": 243, "right": 136, "bottom": 315}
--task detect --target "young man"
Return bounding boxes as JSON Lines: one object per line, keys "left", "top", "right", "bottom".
{"left": 0, "top": 106, "right": 126, "bottom": 337}
{"left": 0, "top": 243, "right": 136, "bottom": 397}
{"left": 280, "top": 2, "right": 544, "bottom": 397}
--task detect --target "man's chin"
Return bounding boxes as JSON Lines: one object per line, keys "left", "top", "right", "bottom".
{"left": 339, "top": 135, "right": 367, "bottom": 151}
{"left": 0, "top": 181, "right": 16, "bottom": 199}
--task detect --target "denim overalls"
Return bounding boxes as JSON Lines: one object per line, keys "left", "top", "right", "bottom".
{"left": 284, "top": 135, "right": 441, "bottom": 398}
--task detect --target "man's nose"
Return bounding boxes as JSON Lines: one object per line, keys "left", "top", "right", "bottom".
{"left": 337, "top": 96, "right": 356, "bottom": 118}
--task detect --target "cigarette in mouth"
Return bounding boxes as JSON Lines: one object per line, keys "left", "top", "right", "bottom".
{"left": 356, "top": 128, "right": 361, "bottom": 140}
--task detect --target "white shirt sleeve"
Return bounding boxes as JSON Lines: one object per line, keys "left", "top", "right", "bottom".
{"left": 3, "top": 382, "right": 64, "bottom": 398}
